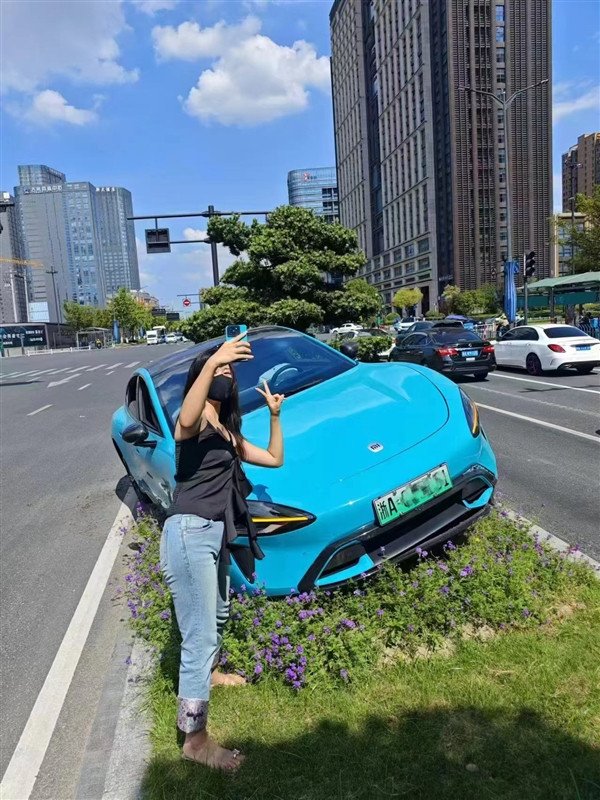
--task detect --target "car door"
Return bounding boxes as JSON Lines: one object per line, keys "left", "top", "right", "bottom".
{"left": 517, "top": 327, "right": 540, "bottom": 368}
{"left": 401, "top": 334, "right": 426, "bottom": 364}
{"left": 392, "top": 333, "right": 415, "bottom": 362}
{"left": 495, "top": 329, "right": 520, "bottom": 366}
{"left": 136, "top": 377, "right": 176, "bottom": 508}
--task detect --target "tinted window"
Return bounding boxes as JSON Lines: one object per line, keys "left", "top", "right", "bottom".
{"left": 126, "top": 377, "right": 138, "bottom": 418}
{"left": 545, "top": 326, "right": 589, "bottom": 339}
{"left": 411, "top": 322, "right": 433, "bottom": 332}
{"left": 153, "top": 329, "right": 355, "bottom": 429}
{"left": 499, "top": 329, "right": 518, "bottom": 341}
{"left": 403, "top": 334, "right": 425, "bottom": 345}
{"left": 519, "top": 328, "right": 539, "bottom": 341}
{"left": 138, "top": 379, "right": 161, "bottom": 433}
{"left": 430, "top": 330, "right": 483, "bottom": 345}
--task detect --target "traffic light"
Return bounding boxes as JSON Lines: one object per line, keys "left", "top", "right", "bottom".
{"left": 524, "top": 251, "right": 536, "bottom": 279}
{"left": 145, "top": 228, "right": 171, "bottom": 254}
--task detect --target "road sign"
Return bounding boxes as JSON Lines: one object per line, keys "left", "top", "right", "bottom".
{"left": 166, "top": 312, "right": 180, "bottom": 321}
{"left": 151, "top": 307, "right": 166, "bottom": 317}
{"left": 182, "top": 298, "right": 191, "bottom": 307}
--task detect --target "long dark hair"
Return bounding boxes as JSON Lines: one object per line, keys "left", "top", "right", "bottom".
{"left": 182, "top": 348, "right": 244, "bottom": 456}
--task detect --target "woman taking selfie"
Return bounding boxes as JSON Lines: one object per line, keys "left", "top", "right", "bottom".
{"left": 160, "top": 333, "right": 284, "bottom": 771}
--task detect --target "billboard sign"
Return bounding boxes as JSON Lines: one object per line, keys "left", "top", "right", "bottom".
{"left": 0, "top": 325, "right": 48, "bottom": 348}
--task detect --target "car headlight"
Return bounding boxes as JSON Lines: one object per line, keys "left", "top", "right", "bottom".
{"left": 459, "top": 388, "right": 480, "bottom": 437}
{"left": 244, "top": 501, "right": 316, "bottom": 536}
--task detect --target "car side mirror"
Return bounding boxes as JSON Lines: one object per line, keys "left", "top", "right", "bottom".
{"left": 122, "top": 422, "right": 156, "bottom": 448}
{"left": 340, "top": 341, "right": 359, "bottom": 361}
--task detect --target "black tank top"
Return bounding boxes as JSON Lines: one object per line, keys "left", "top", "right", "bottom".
{"left": 167, "top": 423, "right": 264, "bottom": 566}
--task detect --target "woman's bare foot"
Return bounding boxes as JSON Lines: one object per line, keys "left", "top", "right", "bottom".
{"left": 182, "top": 733, "right": 245, "bottom": 771}
{"left": 211, "top": 669, "right": 246, "bottom": 687}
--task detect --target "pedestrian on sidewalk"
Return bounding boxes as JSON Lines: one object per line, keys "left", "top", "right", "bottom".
{"left": 160, "top": 333, "right": 285, "bottom": 771}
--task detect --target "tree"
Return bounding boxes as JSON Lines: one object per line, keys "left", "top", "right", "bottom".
{"left": 107, "top": 288, "right": 142, "bottom": 338}
{"left": 441, "top": 284, "right": 461, "bottom": 313}
{"left": 570, "top": 187, "right": 600, "bottom": 273}
{"left": 63, "top": 301, "right": 97, "bottom": 331}
{"left": 181, "top": 206, "right": 377, "bottom": 341}
{"left": 392, "top": 287, "right": 423, "bottom": 314}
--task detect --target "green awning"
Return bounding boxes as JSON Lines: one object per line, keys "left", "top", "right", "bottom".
{"left": 524, "top": 271, "right": 600, "bottom": 292}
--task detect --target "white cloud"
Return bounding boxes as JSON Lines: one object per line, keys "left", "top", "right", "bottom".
{"left": 1, "top": 0, "right": 139, "bottom": 93}
{"left": 131, "top": 0, "right": 179, "bottom": 14}
{"left": 183, "top": 227, "right": 208, "bottom": 240}
{"left": 23, "top": 90, "right": 98, "bottom": 126}
{"left": 152, "top": 17, "right": 261, "bottom": 61}
{"left": 553, "top": 85, "right": 600, "bottom": 122}
{"left": 153, "top": 15, "right": 330, "bottom": 125}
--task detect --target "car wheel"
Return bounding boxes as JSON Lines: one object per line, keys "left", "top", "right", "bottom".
{"left": 526, "top": 354, "right": 543, "bottom": 376}
{"left": 473, "top": 371, "right": 489, "bottom": 380}
{"left": 575, "top": 365, "right": 594, "bottom": 374}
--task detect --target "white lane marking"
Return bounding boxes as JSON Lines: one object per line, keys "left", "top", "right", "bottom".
{"left": 86, "top": 364, "right": 106, "bottom": 372}
{"left": 68, "top": 366, "right": 89, "bottom": 373}
{"left": 108, "top": 362, "right": 123, "bottom": 369}
{"left": 477, "top": 403, "right": 600, "bottom": 443}
{"left": 491, "top": 372, "right": 600, "bottom": 395}
{"left": 123, "top": 360, "right": 140, "bottom": 369}
{"left": 470, "top": 385, "right": 600, "bottom": 417}
{"left": 0, "top": 492, "right": 134, "bottom": 800}
{"left": 78, "top": 383, "right": 91, "bottom": 391}
{"left": 1, "top": 369, "right": 39, "bottom": 378}
{"left": 27, "top": 404, "right": 53, "bottom": 416}
{"left": 106, "top": 370, "right": 115, "bottom": 375}
{"left": 48, "top": 374, "right": 81, "bottom": 388}
{"left": 46, "top": 367, "right": 71, "bottom": 376}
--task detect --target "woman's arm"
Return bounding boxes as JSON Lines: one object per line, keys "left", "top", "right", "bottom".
{"left": 241, "top": 381, "right": 284, "bottom": 467}
{"left": 176, "top": 335, "right": 252, "bottom": 437}
{"left": 242, "top": 414, "right": 283, "bottom": 467}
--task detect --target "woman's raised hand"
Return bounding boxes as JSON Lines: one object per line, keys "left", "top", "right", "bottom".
{"left": 211, "top": 333, "right": 253, "bottom": 366}
{"left": 255, "top": 380, "right": 285, "bottom": 416}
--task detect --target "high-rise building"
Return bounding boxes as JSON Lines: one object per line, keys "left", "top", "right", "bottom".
{"left": 15, "top": 166, "right": 140, "bottom": 321}
{"left": 0, "top": 192, "right": 29, "bottom": 323}
{"left": 15, "top": 182, "right": 71, "bottom": 322}
{"left": 96, "top": 187, "right": 140, "bottom": 297}
{"left": 562, "top": 133, "right": 600, "bottom": 212}
{"left": 18, "top": 164, "right": 65, "bottom": 188}
{"left": 550, "top": 212, "right": 587, "bottom": 277}
{"left": 287, "top": 168, "right": 339, "bottom": 222}
{"left": 330, "top": 0, "right": 552, "bottom": 312}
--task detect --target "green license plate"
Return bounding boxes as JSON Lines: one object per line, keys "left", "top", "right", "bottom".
{"left": 373, "top": 464, "right": 453, "bottom": 526}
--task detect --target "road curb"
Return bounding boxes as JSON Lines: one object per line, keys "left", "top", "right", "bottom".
{"left": 497, "top": 505, "right": 600, "bottom": 576}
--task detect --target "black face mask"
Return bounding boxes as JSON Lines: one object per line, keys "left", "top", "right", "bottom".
{"left": 208, "top": 374, "right": 233, "bottom": 402}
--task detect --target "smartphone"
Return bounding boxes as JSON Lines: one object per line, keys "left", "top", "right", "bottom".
{"left": 225, "top": 324, "right": 248, "bottom": 342}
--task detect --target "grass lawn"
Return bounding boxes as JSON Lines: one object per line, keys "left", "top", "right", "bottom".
{"left": 141, "top": 583, "right": 600, "bottom": 800}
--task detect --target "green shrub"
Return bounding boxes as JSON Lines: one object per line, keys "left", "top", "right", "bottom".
{"left": 329, "top": 335, "right": 391, "bottom": 362}
{"left": 121, "top": 512, "right": 596, "bottom": 692}
{"left": 425, "top": 310, "right": 445, "bottom": 320}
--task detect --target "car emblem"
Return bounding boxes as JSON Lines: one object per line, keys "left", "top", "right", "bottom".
{"left": 368, "top": 442, "right": 384, "bottom": 452}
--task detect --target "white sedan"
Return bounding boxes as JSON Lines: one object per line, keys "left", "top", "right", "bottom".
{"left": 330, "top": 322, "right": 364, "bottom": 335}
{"left": 494, "top": 324, "right": 600, "bottom": 375}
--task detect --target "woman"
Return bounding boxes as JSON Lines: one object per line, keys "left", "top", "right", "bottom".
{"left": 160, "top": 333, "right": 284, "bottom": 771}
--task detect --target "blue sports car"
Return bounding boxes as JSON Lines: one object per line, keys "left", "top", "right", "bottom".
{"left": 112, "top": 326, "right": 497, "bottom": 596}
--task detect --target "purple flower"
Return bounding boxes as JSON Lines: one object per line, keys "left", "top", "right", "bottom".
{"left": 340, "top": 618, "right": 356, "bottom": 629}
{"left": 307, "top": 633, "right": 316, "bottom": 641}
{"left": 340, "top": 669, "right": 349, "bottom": 681}
{"left": 376, "top": 609, "right": 384, "bottom": 617}
{"left": 459, "top": 565, "right": 474, "bottom": 578}
{"left": 253, "top": 617, "right": 261, "bottom": 627}
{"left": 159, "top": 609, "right": 171, "bottom": 620}
{"left": 439, "top": 585, "right": 450, "bottom": 595}
{"left": 445, "top": 540, "right": 456, "bottom": 551}
{"left": 416, "top": 547, "right": 428, "bottom": 559}
{"left": 426, "top": 568, "right": 434, "bottom": 576}
{"left": 292, "top": 680, "right": 303, "bottom": 690}
{"left": 254, "top": 663, "right": 263, "bottom": 675}
{"left": 407, "top": 624, "right": 415, "bottom": 633}
{"left": 285, "top": 667, "right": 297, "bottom": 681}
{"left": 296, "top": 645, "right": 304, "bottom": 654}
{"left": 323, "top": 626, "right": 331, "bottom": 635}
{"left": 411, "top": 581, "right": 419, "bottom": 589}
{"left": 275, "top": 620, "right": 283, "bottom": 628}
{"left": 522, "top": 608, "right": 531, "bottom": 618}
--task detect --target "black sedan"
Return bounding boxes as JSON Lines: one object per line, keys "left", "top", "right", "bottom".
{"left": 389, "top": 328, "right": 496, "bottom": 379}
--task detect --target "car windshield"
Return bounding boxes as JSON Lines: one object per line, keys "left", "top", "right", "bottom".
{"left": 430, "top": 330, "right": 483, "bottom": 344}
{"left": 412, "top": 322, "right": 432, "bottom": 331}
{"left": 545, "top": 326, "right": 590, "bottom": 339}
{"left": 152, "top": 328, "right": 355, "bottom": 430}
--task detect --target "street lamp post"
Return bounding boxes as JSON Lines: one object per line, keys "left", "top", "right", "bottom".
{"left": 46, "top": 267, "right": 61, "bottom": 323}
{"left": 567, "top": 161, "right": 581, "bottom": 275}
{"left": 459, "top": 79, "right": 549, "bottom": 265}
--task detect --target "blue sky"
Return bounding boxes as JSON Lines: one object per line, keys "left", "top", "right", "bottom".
{"left": 1, "top": 0, "right": 599, "bottom": 311}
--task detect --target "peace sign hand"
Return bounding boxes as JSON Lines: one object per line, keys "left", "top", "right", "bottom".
{"left": 256, "top": 380, "right": 285, "bottom": 416}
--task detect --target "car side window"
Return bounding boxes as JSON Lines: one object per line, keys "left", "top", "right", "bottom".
{"left": 499, "top": 329, "right": 518, "bottom": 342}
{"left": 138, "top": 379, "right": 162, "bottom": 435}
{"left": 402, "top": 335, "right": 417, "bottom": 345}
{"left": 520, "top": 328, "right": 539, "bottom": 341}
{"left": 126, "top": 377, "right": 138, "bottom": 419}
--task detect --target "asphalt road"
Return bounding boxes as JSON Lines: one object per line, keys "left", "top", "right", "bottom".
{"left": 0, "top": 343, "right": 182, "bottom": 797}
{"left": 0, "top": 344, "right": 598, "bottom": 797}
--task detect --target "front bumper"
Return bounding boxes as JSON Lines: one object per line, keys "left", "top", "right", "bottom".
{"left": 297, "top": 464, "right": 496, "bottom": 592}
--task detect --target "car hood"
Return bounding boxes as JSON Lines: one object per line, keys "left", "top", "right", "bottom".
{"left": 242, "top": 364, "right": 449, "bottom": 502}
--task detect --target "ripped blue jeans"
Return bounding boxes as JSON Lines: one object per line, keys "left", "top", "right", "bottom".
{"left": 160, "top": 514, "right": 230, "bottom": 733}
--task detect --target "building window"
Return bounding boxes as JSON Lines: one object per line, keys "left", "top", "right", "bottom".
{"left": 404, "top": 243, "right": 415, "bottom": 258}
{"left": 496, "top": 26, "right": 504, "bottom": 42}
{"left": 495, "top": 5, "right": 505, "bottom": 22}
{"left": 417, "top": 257, "right": 429, "bottom": 270}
